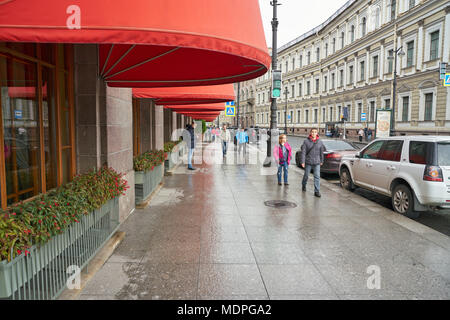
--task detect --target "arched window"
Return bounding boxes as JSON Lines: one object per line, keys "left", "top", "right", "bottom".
{"left": 341, "top": 32, "right": 345, "bottom": 48}
{"left": 350, "top": 25, "right": 355, "bottom": 42}
{"left": 361, "top": 17, "right": 367, "bottom": 36}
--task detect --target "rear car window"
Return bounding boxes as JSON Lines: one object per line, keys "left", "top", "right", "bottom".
{"left": 437, "top": 142, "right": 450, "bottom": 166}
{"left": 322, "top": 140, "right": 356, "bottom": 151}
{"left": 409, "top": 141, "right": 434, "bottom": 165}
{"left": 379, "top": 140, "right": 403, "bottom": 162}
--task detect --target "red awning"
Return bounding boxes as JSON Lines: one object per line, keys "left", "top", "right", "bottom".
{"left": 133, "top": 84, "right": 235, "bottom": 105}
{"left": 0, "top": 0, "right": 270, "bottom": 87}
{"left": 165, "top": 103, "right": 226, "bottom": 112}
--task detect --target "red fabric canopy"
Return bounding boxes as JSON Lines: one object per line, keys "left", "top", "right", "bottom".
{"left": 133, "top": 84, "right": 235, "bottom": 105}
{"left": 0, "top": 0, "right": 270, "bottom": 87}
{"left": 165, "top": 103, "right": 226, "bottom": 112}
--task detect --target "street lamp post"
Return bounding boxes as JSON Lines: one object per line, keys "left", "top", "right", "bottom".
{"left": 387, "top": 46, "right": 405, "bottom": 136}
{"left": 264, "top": 0, "right": 280, "bottom": 167}
{"left": 284, "top": 88, "right": 289, "bottom": 134}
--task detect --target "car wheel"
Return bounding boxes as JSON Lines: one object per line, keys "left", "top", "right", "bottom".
{"left": 340, "top": 167, "right": 355, "bottom": 191}
{"left": 392, "top": 184, "right": 420, "bottom": 219}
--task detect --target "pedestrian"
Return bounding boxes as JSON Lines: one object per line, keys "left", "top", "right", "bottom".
{"left": 273, "top": 134, "right": 292, "bottom": 186}
{"left": 364, "top": 127, "right": 368, "bottom": 142}
{"left": 368, "top": 128, "right": 372, "bottom": 141}
{"left": 236, "top": 128, "right": 248, "bottom": 155}
{"left": 300, "top": 128, "right": 325, "bottom": 197}
{"left": 220, "top": 124, "right": 231, "bottom": 156}
{"left": 358, "top": 128, "right": 364, "bottom": 142}
{"left": 183, "top": 122, "right": 197, "bottom": 170}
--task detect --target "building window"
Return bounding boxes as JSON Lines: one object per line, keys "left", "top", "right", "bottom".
{"left": 430, "top": 31, "right": 440, "bottom": 61}
{"left": 373, "top": 55, "right": 379, "bottom": 77}
{"left": 307, "top": 51, "right": 311, "bottom": 64}
{"left": 390, "top": 0, "right": 396, "bottom": 21}
{"left": 285, "top": 61, "right": 289, "bottom": 73}
{"left": 339, "top": 70, "right": 344, "bottom": 87}
{"left": 330, "top": 107, "right": 334, "bottom": 121}
{"left": 424, "top": 93, "right": 433, "bottom": 121}
{"left": 406, "top": 41, "right": 414, "bottom": 67}
{"left": 331, "top": 73, "right": 335, "bottom": 89}
{"left": 338, "top": 106, "right": 342, "bottom": 120}
{"left": 402, "top": 96, "right": 409, "bottom": 121}
{"left": 315, "top": 79, "right": 319, "bottom": 94}
{"left": 358, "top": 103, "right": 362, "bottom": 122}
{"left": 314, "top": 109, "right": 318, "bottom": 123}
{"left": 306, "top": 81, "right": 311, "bottom": 95}
{"left": 277, "top": 111, "right": 280, "bottom": 123}
{"left": 350, "top": 25, "right": 355, "bottom": 43}
{"left": 262, "top": 92, "right": 265, "bottom": 102}
{"left": 316, "top": 47, "right": 320, "bottom": 62}
{"left": 360, "top": 61, "right": 365, "bottom": 81}
{"left": 305, "top": 110, "right": 309, "bottom": 123}
{"left": 299, "top": 55, "right": 303, "bottom": 68}
{"left": 325, "top": 43, "right": 328, "bottom": 57}
{"left": 299, "top": 83, "right": 302, "bottom": 97}
{"left": 322, "top": 108, "right": 326, "bottom": 122}
{"left": 388, "top": 49, "right": 394, "bottom": 73}
{"left": 292, "top": 58, "right": 295, "bottom": 70}
{"left": 0, "top": 43, "right": 75, "bottom": 208}
{"left": 374, "top": 7, "right": 381, "bottom": 28}
{"left": 297, "top": 110, "right": 301, "bottom": 123}
{"left": 409, "top": 0, "right": 415, "bottom": 9}
{"left": 324, "top": 76, "right": 328, "bottom": 91}
{"left": 332, "top": 38, "right": 336, "bottom": 53}
{"left": 348, "top": 65, "right": 354, "bottom": 85}
{"left": 341, "top": 32, "right": 345, "bottom": 49}
{"left": 361, "top": 17, "right": 367, "bottom": 37}
{"left": 291, "top": 85, "right": 295, "bottom": 98}
{"left": 370, "top": 101, "right": 376, "bottom": 122}
{"left": 385, "top": 98, "right": 391, "bottom": 109}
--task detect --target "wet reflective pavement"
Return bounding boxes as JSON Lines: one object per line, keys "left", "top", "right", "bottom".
{"left": 79, "top": 142, "right": 450, "bottom": 300}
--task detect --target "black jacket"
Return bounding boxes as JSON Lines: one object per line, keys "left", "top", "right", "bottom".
{"left": 184, "top": 124, "right": 196, "bottom": 149}
{"left": 300, "top": 137, "right": 325, "bottom": 165}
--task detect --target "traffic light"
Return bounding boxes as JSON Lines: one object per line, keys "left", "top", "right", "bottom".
{"left": 439, "top": 62, "right": 447, "bottom": 80}
{"left": 272, "top": 70, "right": 282, "bottom": 98}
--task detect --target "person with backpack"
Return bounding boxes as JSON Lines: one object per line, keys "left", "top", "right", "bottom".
{"left": 273, "top": 134, "right": 292, "bottom": 186}
{"left": 300, "top": 128, "right": 325, "bottom": 197}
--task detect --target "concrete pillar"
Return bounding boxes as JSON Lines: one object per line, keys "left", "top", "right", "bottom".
{"left": 74, "top": 44, "right": 134, "bottom": 223}
{"left": 153, "top": 105, "right": 164, "bottom": 150}
{"left": 172, "top": 111, "right": 177, "bottom": 140}
{"left": 417, "top": 20, "right": 424, "bottom": 71}
{"left": 139, "top": 99, "right": 152, "bottom": 152}
{"left": 443, "top": 7, "right": 450, "bottom": 64}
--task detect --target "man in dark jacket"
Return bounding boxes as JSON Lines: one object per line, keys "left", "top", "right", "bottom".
{"left": 300, "top": 128, "right": 325, "bottom": 197}
{"left": 184, "top": 122, "right": 197, "bottom": 170}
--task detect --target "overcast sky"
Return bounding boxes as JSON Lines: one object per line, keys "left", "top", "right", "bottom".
{"left": 258, "top": 0, "right": 351, "bottom": 48}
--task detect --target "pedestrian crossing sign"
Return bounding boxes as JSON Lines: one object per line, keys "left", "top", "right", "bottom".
{"left": 444, "top": 74, "right": 450, "bottom": 87}
{"left": 225, "top": 106, "right": 235, "bottom": 117}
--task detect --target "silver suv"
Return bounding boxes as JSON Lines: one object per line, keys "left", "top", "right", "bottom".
{"left": 339, "top": 136, "right": 450, "bottom": 218}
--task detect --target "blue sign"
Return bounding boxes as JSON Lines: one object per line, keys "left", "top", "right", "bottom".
{"left": 343, "top": 107, "right": 349, "bottom": 121}
{"left": 287, "top": 114, "right": 291, "bottom": 120}
{"left": 225, "top": 106, "right": 235, "bottom": 117}
{"left": 225, "top": 101, "right": 235, "bottom": 106}
{"left": 361, "top": 112, "right": 367, "bottom": 122}
{"left": 14, "top": 110, "right": 22, "bottom": 119}
{"left": 444, "top": 74, "right": 450, "bottom": 87}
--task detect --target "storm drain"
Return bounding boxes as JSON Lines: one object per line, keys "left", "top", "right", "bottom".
{"left": 264, "top": 200, "right": 297, "bottom": 209}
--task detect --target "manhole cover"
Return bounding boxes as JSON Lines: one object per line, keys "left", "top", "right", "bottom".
{"left": 264, "top": 200, "right": 297, "bottom": 209}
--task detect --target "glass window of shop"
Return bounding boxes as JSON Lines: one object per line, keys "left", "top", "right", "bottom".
{"left": 0, "top": 43, "right": 75, "bottom": 209}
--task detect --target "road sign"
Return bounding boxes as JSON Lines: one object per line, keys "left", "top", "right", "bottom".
{"left": 361, "top": 112, "right": 367, "bottom": 122}
{"left": 225, "top": 101, "right": 235, "bottom": 106}
{"left": 225, "top": 106, "right": 235, "bottom": 117}
{"left": 444, "top": 74, "right": 450, "bottom": 87}
{"left": 287, "top": 114, "right": 291, "bottom": 120}
{"left": 14, "top": 110, "right": 22, "bottom": 119}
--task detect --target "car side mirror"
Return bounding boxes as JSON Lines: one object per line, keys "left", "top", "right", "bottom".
{"left": 355, "top": 152, "right": 361, "bottom": 159}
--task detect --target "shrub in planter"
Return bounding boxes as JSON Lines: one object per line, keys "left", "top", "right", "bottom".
{"left": 0, "top": 166, "right": 128, "bottom": 262}
{"left": 133, "top": 150, "right": 166, "bottom": 172}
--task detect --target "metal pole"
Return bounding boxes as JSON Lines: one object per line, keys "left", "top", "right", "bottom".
{"left": 391, "top": 50, "right": 398, "bottom": 136}
{"left": 285, "top": 89, "right": 288, "bottom": 134}
{"left": 264, "top": 0, "right": 279, "bottom": 167}
{"left": 237, "top": 82, "right": 240, "bottom": 128}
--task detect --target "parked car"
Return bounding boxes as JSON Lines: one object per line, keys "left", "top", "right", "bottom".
{"left": 339, "top": 136, "right": 450, "bottom": 218}
{"left": 295, "top": 139, "right": 359, "bottom": 175}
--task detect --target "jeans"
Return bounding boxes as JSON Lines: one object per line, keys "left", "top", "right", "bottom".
{"left": 302, "top": 164, "right": 320, "bottom": 193}
{"left": 277, "top": 162, "right": 289, "bottom": 183}
{"left": 238, "top": 143, "right": 246, "bottom": 154}
{"left": 188, "top": 148, "right": 194, "bottom": 168}
{"left": 222, "top": 141, "right": 228, "bottom": 155}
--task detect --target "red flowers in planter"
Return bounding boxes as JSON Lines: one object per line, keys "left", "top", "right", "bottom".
{"left": 133, "top": 150, "right": 165, "bottom": 172}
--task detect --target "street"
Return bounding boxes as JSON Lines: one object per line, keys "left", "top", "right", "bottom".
{"left": 286, "top": 135, "right": 450, "bottom": 237}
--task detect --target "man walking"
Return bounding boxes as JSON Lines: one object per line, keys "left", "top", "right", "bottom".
{"left": 220, "top": 124, "right": 231, "bottom": 156}
{"left": 300, "top": 128, "right": 325, "bottom": 198}
{"left": 184, "top": 122, "right": 197, "bottom": 170}
{"left": 236, "top": 128, "right": 248, "bottom": 155}
{"left": 358, "top": 128, "right": 364, "bottom": 142}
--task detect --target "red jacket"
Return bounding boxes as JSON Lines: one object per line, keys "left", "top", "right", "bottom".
{"left": 273, "top": 143, "right": 292, "bottom": 165}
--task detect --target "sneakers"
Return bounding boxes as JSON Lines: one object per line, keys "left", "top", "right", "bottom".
{"left": 278, "top": 182, "right": 282, "bottom": 186}
{"left": 188, "top": 167, "right": 196, "bottom": 171}
{"left": 314, "top": 192, "right": 321, "bottom": 198}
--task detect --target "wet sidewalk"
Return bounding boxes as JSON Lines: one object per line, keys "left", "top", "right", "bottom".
{"left": 78, "top": 142, "right": 450, "bottom": 300}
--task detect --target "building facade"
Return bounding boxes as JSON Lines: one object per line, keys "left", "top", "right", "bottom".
{"left": 255, "top": 0, "right": 450, "bottom": 137}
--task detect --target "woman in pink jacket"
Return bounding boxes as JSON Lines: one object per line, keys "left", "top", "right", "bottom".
{"left": 273, "top": 134, "right": 292, "bottom": 186}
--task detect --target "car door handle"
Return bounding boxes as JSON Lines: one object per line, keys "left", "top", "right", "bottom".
{"left": 366, "top": 163, "right": 373, "bottom": 168}
{"left": 387, "top": 165, "right": 396, "bottom": 170}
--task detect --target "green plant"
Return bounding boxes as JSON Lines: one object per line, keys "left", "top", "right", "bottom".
{"left": 0, "top": 166, "right": 128, "bottom": 262}
{"left": 133, "top": 150, "right": 166, "bottom": 172}
{"left": 163, "top": 141, "right": 181, "bottom": 153}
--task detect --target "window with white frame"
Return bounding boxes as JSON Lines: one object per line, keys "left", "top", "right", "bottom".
{"left": 360, "top": 60, "right": 366, "bottom": 81}
{"left": 299, "top": 83, "right": 302, "bottom": 97}
{"left": 372, "top": 55, "right": 379, "bottom": 77}
{"left": 305, "top": 109, "right": 309, "bottom": 123}
{"left": 361, "top": 17, "right": 367, "bottom": 37}
{"left": 425, "top": 23, "right": 442, "bottom": 62}
{"left": 419, "top": 88, "right": 436, "bottom": 121}
{"left": 399, "top": 93, "right": 411, "bottom": 122}
{"left": 406, "top": 40, "right": 415, "bottom": 67}
{"left": 297, "top": 110, "right": 301, "bottom": 123}
{"left": 348, "top": 65, "right": 354, "bottom": 85}
{"left": 350, "top": 25, "right": 355, "bottom": 43}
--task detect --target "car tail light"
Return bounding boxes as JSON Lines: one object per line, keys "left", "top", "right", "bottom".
{"left": 325, "top": 153, "right": 342, "bottom": 159}
{"left": 423, "top": 166, "right": 443, "bottom": 182}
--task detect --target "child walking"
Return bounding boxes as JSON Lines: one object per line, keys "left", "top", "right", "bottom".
{"left": 274, "top": 134, "right": 292, "bottom": 186}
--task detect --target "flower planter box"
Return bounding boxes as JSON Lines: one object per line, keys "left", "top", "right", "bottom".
{"left": 135, "top": 164, "right": 164, "bottom": 205}
{"left": 164, "top": 144, "right": 180, "bottom": 172}
{"left": 0, "top": 198, "right": 119, "bottom": 300}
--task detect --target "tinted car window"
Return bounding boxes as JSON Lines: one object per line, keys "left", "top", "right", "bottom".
{"left": 322, "top": 140, "right": 356, "bottom": 151}
{"left": 361, "top": 140, "right": 384, "bottom": 159}
{"left": 438, "top": 142, "right": 450, "bottom": 166}
{"left": 409, "top": 141, "right": 433, "bottom": 165}
{"left": 379, "top": 140, "right": 403, "bottom": 162}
